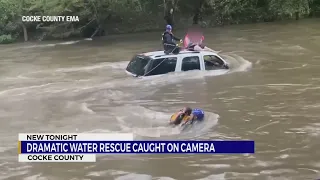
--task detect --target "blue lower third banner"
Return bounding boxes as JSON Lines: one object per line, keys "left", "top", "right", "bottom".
{"left": 19, "top": 141, "right": 255, "bottom": 154}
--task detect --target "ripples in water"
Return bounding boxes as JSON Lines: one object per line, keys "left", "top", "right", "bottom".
{"left": 1, "top": 20, "right": 320, "bottom": 180}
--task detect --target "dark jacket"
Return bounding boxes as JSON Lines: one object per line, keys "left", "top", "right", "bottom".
{"left": 162, "top": 31, "right": 181, "bottom": 53}
{"left": 162, "top": 31, "right": 180, "bottom": 45}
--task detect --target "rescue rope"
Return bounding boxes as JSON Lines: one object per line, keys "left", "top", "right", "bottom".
{"left": 143, "top": 58, "right": 167, "bottom": 76}
{"left": 140, "top": 42, "right": 182, "bottom": 76}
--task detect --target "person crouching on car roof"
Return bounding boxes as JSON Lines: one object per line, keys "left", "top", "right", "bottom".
{"left": 184, "top": 25, "right": 217, "bottom": 53}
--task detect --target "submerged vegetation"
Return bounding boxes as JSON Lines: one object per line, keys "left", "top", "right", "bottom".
{"left": 0, "top": 0, "right": 319, "bottom": 43}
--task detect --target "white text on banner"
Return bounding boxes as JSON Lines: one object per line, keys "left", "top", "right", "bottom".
{"left": 18, "top": 133, "right": 134, "bottom": 141}
{"left": 18, "top": 154, "right": 96, "bottom": 162}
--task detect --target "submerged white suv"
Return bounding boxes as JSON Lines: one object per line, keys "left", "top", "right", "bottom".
{"left": 126, "top": 50, "right": 229, "bottom": 77}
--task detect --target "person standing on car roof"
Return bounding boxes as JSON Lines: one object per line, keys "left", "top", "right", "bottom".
{"left": 162, "top": 24, "right": 183, "bottom": 54}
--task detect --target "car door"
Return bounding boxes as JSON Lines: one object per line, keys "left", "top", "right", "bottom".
{"left": 181, "top": 55, "right": 201, "bottom": 72}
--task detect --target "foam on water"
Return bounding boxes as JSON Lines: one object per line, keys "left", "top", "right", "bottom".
{"left": 22, "top": 40, "right": 82, "bottom": 49}
{"left": 0, "top": 52, "right": 248, "bottom": 145}
{"left": 108, "top": 105, "right": 219, "bottom": 139}
{"left": 0, "top": 50, "right": 251, "bottom": 90}
{"left": 0, "top": 52, "right": 251, "bottom": 102}
{"left": 85, "top": 169, "right": 176, "bottom": 180}
{"left": 0, "top": 50, "right": 251, "bottom": 180}
{"left": 196, "top": 173, "right": 226, "bottom": 180}
{"left": 54, "top": 61, "right": 128, "bottom": 73}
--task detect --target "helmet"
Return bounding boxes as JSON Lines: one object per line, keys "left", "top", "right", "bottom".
{"left": 166, "top": 25, "right": 172, "bottom": 31}
{"left": 192, "top": 108, "right": 205, "bottom": 120}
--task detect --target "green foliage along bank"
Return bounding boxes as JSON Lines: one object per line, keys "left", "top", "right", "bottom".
{"left": 0, "top": 0, "right": 319, "bottom": 44}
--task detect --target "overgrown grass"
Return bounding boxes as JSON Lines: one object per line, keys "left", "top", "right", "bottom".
{"left": 0, "top": 0, "right": 319, "bottom": 44}
{"left": 0, "top": 34, "right": 15, "bottom": 44}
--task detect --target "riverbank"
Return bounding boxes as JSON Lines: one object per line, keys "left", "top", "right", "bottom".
{"left": 1, "top": 0, "right": 319, "bottom": 44}
{"left": 1, "top": 14, "right": 320, "bottom": 45}
{"left": 2, "top": 17, "right": 319, "bottom": 46}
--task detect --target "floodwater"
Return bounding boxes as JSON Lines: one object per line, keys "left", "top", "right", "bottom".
{"left": 0, "top": 19, "right": 320, "bottom": 180}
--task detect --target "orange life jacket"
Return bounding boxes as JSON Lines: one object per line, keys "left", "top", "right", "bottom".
{"left": 170, "top": 111, "right": 191, "bottom": 124}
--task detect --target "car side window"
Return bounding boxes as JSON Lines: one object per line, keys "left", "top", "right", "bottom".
{"left": 204, "top": 55, "right": 225, "bottom": 70}
{"left": 181, "top": 56, "right": 200, "bottom": 71}
{"left": 147, "top": 57, "right": 177, "bottom": 76}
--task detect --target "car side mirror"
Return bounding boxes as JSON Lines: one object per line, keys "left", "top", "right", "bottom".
{"left": 224, "top": 63, "right": 229, "bottom": 69}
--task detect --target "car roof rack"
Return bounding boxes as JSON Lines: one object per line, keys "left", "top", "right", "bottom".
{"left": 154, "top": 51, "right": 200, "bottom": 58}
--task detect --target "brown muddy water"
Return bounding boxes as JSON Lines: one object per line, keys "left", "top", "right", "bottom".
{"left": 0, "top": 19, "right": 319, "bottom": 180}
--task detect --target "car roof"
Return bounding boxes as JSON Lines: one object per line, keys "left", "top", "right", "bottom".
{"left": 139, "top": 50, "right": 219, "bottom": 59}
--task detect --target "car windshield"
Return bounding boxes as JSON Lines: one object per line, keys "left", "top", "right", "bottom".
{"left": 126, "top": 55, "right": 152, "bottom": 76}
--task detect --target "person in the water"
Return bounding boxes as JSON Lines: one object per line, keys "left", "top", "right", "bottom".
{"left": 169, "top": 107, "right": 205, "bottom": 125}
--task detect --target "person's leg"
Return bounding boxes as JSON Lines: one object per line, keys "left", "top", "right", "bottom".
{"left": 186, "top": 44, "right": 195, "bottom": 51}
{"left": 172, "top": 46, "right": 180, "bottom": 54}
{"left": 163, "top": 44, "right": 170, "bottom": 54}
{"left": 164, "top": 44, "right": 176, "bottom": 54}
{"left": 193, "top": 45, "right": 203, "bottom": 51}
{"left": 203, "top": 46, "right": 214, "bottom": 51}
{"left": 203, "top": 46, "right": 221, "bottom": 53}
{"left": 193, "top": 45, "right": 213, "bottom": 52}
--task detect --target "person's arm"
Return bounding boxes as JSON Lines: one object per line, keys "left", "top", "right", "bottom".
{"left": 181, "top": 115, "right": 191, "bottom": 126}
{"left": 172, "top": 35, "right": 181, "bottom": 41}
